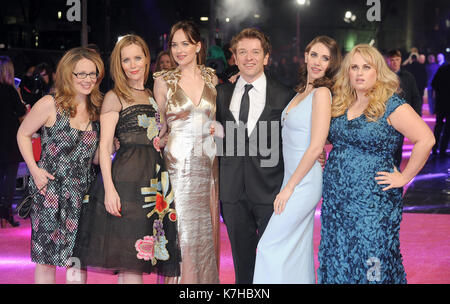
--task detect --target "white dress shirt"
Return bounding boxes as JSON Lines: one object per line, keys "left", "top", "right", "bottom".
{"left": 229, "top": 73, "right": 267, "bottom": 135}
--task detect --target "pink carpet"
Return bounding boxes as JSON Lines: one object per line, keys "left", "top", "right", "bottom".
{"left": 1, "top": 100, "right": 448, "bottom": 284}
{"left": 0, "top": 209, "right": 449, "bottom": 284}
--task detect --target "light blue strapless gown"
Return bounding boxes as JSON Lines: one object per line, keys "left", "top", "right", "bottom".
{"left": 253, "top": 90, "right": 323, "bottom": 284}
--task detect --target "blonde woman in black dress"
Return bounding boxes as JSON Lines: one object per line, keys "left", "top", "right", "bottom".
{"left": 73, "top": 35, "right": 180, "bottom": 284}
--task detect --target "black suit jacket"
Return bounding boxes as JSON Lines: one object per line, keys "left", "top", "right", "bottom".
{"left": 397, "top": 69, "right": 422, "bottom": 116}
{"left": 216, "top": 76, "right": 295, "bottom": 204}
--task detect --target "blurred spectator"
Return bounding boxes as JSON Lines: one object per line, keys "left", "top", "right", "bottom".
{"left": 387, "top": 49, "right": 423, "bottom": 167}
{"left": 418, "top": 54, "right": 426, "bottom": 64}
{"left": 387, "top": 50, "right": 422, "bottom": 115}
{"left": 221, "top": 43, "right": 239, "bottom": 84}
{"left": 426, "top": 54, "right": 440, "bottom": 114}
{"left": 154, "top": 50, "right": 176, "bottom": 72}
{"left": 431, "top": 62, "right": 450, "bottom": 156}
{"left": 437, "top": 53, "right": 446, "bottom": 66}
{"left": 206, "top": 45, "right": 228, "bottom": 82}
{"left": 273, "top": 56, "right": 294, "bottom": 88}
{"left": 404, "top": 54, "right": 427, "bottom": 103}
{"left": 223, "top": 43, "right": 235, "bottom": 66}
{"left": 402, "top": 47, "right": 419, "bottom": 66}
{"left": 19, "top": 62, "right": 53, "bottom": 107}
{"left": 291, "top": 55, "right": 301, "bottom": 85}
{"left": 0, "top": 56, "right": 26, "bottom": 228}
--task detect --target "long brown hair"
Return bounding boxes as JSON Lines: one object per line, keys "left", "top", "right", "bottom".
{"left": 295, "top": 36, "right": 342, "bottom": 93}
{"left": 168, "top": 20, "right": 206, "bottom": 65}
{"left": 54, "top": 47, "right": 104, "bottom": 121}
{"left": 110, "top": 34, "right": 151, "bottom": 104}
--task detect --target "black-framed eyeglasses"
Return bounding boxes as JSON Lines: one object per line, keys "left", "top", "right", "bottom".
{"left": 72, "top": 72, "right": 98, "bottom": 79}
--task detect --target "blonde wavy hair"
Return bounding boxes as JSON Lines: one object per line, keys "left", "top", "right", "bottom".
{"left": 54, "top": 47, "right": 105, "bottom": 121}
{"left": 331, "top": 44, "right": 400, "bottom": 122}
{"left": 110, "top": 34, "right": 151, "bottom": 104}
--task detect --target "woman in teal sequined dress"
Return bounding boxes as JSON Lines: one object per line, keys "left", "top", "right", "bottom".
{"left": 318, "top": 45, "right": 435, "bottom": 284}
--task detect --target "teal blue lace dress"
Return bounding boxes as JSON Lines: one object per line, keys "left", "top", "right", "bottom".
{"left": 318, "top": 94, "right": 407, "bottom": 284}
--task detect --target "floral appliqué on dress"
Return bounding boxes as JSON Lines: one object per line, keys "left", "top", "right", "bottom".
{"left": 135, "top": 101, "right": 176, "bottom": 264}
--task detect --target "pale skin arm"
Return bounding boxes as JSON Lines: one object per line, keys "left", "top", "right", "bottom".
{"left": 99, "top": 92, "right": 121, "bottom": 217}
{"left": 209, "top": 75, "right": 220, "bottom": 136}
{"left": 153, "top": 76, "right": 169, "bottom": 152}
{"left": 375, "top": 103, "right": 435, "bottom": 190}
{"left": 274, "top": 87, "right": 332, "bottom": 214}
{"left": 17, "top": 95, "right": 56, "bottom": 195}
{"left": 92, "top": 148, "right": 100, "bottom": 165}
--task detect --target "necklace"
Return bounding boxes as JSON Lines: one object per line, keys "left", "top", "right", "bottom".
{"left": 129, "top": 86, "right": 146, "bottom": 92}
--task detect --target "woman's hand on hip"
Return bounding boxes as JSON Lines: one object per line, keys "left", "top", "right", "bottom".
{"left": 375, "top": 166, "right": 408, "bottom": 191}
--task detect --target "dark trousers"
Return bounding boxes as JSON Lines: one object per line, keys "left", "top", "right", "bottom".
{"left": 221, "top": 192, "right": 274, "bottom": 284}
{"left": 0, "top": 162, "right": 19, "bottom": 208}
{"left": 433, "top": 112, "right": 450, "bottom": 153}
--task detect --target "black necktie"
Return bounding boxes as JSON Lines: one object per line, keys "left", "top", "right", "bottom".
{"left": 239, "top": 84, "right": 253, "bottom": 125}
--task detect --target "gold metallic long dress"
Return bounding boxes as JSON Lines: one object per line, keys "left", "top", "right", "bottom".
{"left": 154, "top": 66, "right": 220, "bottom": 284}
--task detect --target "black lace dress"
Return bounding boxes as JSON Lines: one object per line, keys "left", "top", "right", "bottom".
{"left": 73, "top": 97, "right": 181, "bottom": 276}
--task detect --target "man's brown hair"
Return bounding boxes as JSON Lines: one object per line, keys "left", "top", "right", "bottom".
{"left": 230, "top": 28, "right": 272, "bottom": 56}
{"left": 387, "top": 49, "right": 402, "bottom": 58}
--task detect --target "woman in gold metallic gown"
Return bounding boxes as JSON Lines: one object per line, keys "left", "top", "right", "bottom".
{"left": 153, "top": 20, "right": 220, "bottom": 284}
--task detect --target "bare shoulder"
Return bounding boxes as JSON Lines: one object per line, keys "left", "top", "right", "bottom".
{"left": 30, "top": 95, "right": 57, "bottom": 127}
{"left": 32, "top": 95, "right": 57, "bottom": 115}
{"left": 314, "top": 87, "right": 331, "bottom": 97}
{"left": 153, "top": 75, "right": 169, "bottom": 93}
{"left": 104, "top": 90, "right": 120, "bottom": 102}
{"left": 313, "top": 87, "right": 332, "bottom": 103}
{"left": 154, "top": 75, "right": 168, "bottom": 85}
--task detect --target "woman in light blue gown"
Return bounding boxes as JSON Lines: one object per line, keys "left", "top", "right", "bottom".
{"left": 253, "top": 36, "right": 341, "bottom": 284}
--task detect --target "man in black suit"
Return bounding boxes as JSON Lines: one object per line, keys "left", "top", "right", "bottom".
{"left": 432, "top": 61, "right": 450, "bottom": 155}
{"left": 215, "top": 28, "right": 295, "bottom": 284}
{"left": 387, "top": 49, "right": 422, "bottom": 167}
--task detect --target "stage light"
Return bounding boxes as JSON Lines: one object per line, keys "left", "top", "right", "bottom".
{"left": 344, "top": 11, "right": 356, "bottom": 23}
{"left": 226, "top": 18, "right": 230, "bottom": 23}
{"left": 297, "top": 0, "right": 306, "bottom": 5}
{"left": 58, "top": 11, "right": 62, "bottom": 19}
{"left": 200, "top": 17, "right": 209, "bottom": 22}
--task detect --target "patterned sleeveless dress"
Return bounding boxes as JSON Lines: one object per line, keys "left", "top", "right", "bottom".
{"left": 73, "top": 96, "right": 181, "bottom": 276}
{"left": 29, "top": 99, "right": 99, "bottom": 267}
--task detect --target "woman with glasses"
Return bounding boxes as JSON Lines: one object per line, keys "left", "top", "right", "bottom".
{"left": 17, "top": 47, "right": 104, "bottom": 283}
{"left": 73, "top": 34, "right": 181, "bottom": 284}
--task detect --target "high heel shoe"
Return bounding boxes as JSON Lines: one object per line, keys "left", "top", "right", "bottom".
{"left": 0, "top": 205, "right": 20, "bottom": 228}
{"left": 6, "top": 215, "right": 20, "bottom": 227}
